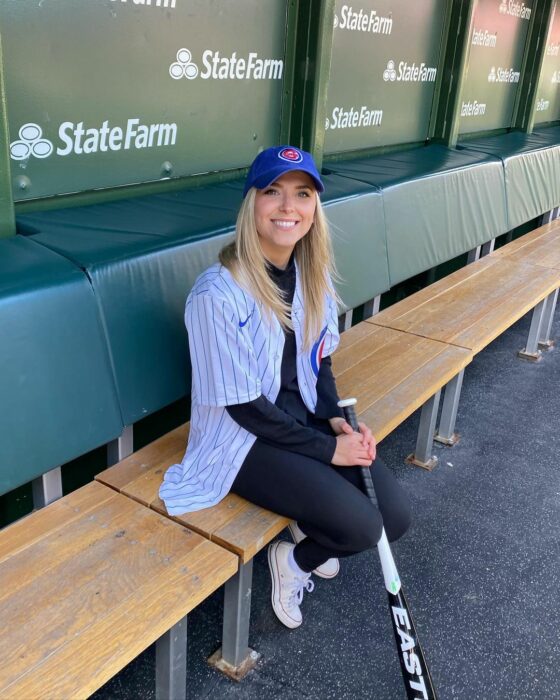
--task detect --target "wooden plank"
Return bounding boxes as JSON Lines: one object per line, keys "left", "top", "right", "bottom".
{"left": 492, "top": 219, "right": 560, "bottom": 261}
{"left": 211, "top": 503, "right": 290, "bottom": 564}
{"left": 0, "top": 481, "right": 114, "bottom": 565}
{"left": 369, "top": 259, "right": 560, "bottom": 352}
{"left": 0, "top": 483, "right": 237, "bottom": 698}
{"left": 334, "top": 328, "right": 471, "bottom": 441}
{"left": 371, "top": 255, "right": 498, "bottom": 325}
{"left": 96, "top": 423, "right": 188, "bottom": 492}
{"left": 357, "top": 345, "right": 471, "bottom": 442}
{"left": 2, "top": 540, "right": 236, "bottom": 700}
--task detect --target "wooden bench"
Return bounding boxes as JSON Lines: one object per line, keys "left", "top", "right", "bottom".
{"left": 95, "top": 318, "right": 471, "bottom": 679}
{"left": 492, "top": 218, "right": 560, "bottom": 358}
{"left": 368, "top": 253, "right": 560, "bottom": 445}
{"left": 0, "top": 481, "right": 237, "bottom": 700}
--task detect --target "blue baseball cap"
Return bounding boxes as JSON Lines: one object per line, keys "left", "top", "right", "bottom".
{"left": 243, "top": 145, "right": 324, "bottom": 197}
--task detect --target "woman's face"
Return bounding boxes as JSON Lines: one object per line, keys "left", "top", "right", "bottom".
{"left": 254, "top": 170, "right": 317, "bottom": 268}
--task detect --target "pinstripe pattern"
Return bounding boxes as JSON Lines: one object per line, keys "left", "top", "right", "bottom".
{"left": 159, "top": 262, "right": 340, "bottom": 515}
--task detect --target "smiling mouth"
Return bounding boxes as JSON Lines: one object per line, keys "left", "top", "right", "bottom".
{"left": 272, "top": 220, "right": 299, "bottom": 229}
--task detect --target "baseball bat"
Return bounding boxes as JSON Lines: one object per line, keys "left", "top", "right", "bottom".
{"left": 338, "top": 398, "right": 437, "bottom": 700}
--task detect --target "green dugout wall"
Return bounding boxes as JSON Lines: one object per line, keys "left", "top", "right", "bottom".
{"left": 1, "top": 1, "right": 560, "bottom": 506}
{"left": 1, "top": 0, "right": 559, "bottom": 211}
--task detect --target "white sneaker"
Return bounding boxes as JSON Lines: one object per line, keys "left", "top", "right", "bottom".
{"left": 288, "top": 522, "right": 340, "bottom": 579}
{"left": 268, "top": 541, "right": 314, "bottom": 629}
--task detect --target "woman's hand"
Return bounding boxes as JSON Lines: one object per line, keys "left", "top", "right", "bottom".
{"left": 329, "top": 417, "right": 377, "bottom": 466}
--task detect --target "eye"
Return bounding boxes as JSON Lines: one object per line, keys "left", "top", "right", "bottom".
{"left": 262, "top": 187, "right": 279, "bottom": 195}
{"left": 298, "top": 190, "right": 311, "bottom": 198}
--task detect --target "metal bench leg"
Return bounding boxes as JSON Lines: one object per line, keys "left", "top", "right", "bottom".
{"left": 406, "top": 390, "right": 440, "bottom": 471}
{"left": 156, "top": 615, "right": 187, "bottom": 700}
{"left": 480, "top": 239, "right": 495, "bottom": 257}
{"left": 434, "top": 370, "right": 464, "bottom": 446}
{"left": 363, "top": 295, "right": 381, "bottom": 319}
{"left": 208, "top": 560, "right": 259, "bottom": 680}
{"left": 538, "top": 289, "right": 558, "bottom": 351}
{"left": 339, "top": 310, "right": 353, "bottom": 333}
{"left": 107, "top": 425, "right": 134, "bottom": 465}
{"left": 467, "top": 246, "right": 481, "bottom": 264}
{"left": 32, "top": 466, "right": 63, "bottom": 508}
{"left": 518, "top": 298, "right": 547, "bottom": 361}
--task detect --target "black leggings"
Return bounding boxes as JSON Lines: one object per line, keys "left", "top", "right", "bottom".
{"left": 231, "top": 439, "right": 412, "bottom": 573}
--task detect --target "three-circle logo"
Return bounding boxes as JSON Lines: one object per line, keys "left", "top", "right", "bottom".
{"left": 488, "top": 66, "right": 497, "bottom": 82}
{"left": 333, "top": 13, "right": 339, "bottom": 28}
{"left": 169, "top": 48, "right": 199, "bottom": 80}
{"left": 383, "top": 60, "right": 397, "bottom": 82}
{"left": 10, "top": 123, "right": 53, "bottom": 161}
{"left": 278, "top": 147, "right": 303, "bottom": 163}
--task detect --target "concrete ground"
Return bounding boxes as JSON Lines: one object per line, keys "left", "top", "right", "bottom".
{"left": 93, "top": 308, "right": 560, "bottom": 700}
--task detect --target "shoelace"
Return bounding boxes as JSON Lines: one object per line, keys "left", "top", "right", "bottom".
{"left": 287, "top": 574, "right": 315, "bottom": 606}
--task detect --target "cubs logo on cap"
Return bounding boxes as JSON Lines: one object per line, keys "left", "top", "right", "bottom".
{"left": 243, "top": 144, "right": 324, "bottom": 197}
{"left": 278, "top": 147, "right": 303, "bottom": 163}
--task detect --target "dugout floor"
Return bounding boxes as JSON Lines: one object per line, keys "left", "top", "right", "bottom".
{"left": 93, "top": 307, "right": 560, "bottom": 700}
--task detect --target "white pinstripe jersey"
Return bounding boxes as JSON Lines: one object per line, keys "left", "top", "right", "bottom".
{"left": 159, "top": 261, "right": 340, "bottom": 516}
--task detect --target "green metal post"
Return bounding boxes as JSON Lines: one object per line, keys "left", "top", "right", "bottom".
{"left": 431, "top": 0, "right": 477, "bottom": 147}
{"left": 288, "top": 0, "right": 335, "bottom": 169}
{"left": 512, "top": 0, "right": 555, "bottom": 133}
{"left": 0, "top": 33, "right": 15, "bottom": 238}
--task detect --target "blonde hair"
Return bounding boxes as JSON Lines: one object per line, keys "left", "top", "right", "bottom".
{"left": 219, "top": 187, "right": 340, "bottom": 349}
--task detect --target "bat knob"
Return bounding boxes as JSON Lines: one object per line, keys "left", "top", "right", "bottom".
{"left": 337, "top": 398, "right": 357, "bottom": 408}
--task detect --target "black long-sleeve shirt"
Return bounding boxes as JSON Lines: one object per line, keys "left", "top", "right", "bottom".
{"left": 225, "top": 257, "right": 342, "bottom": 463}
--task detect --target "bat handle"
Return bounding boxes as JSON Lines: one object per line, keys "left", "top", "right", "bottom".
{"left": 338, "top": 398, "right": 376, "bottom": 503}
{"left": 338, "top": 398, "right": 401, "bottom": 595}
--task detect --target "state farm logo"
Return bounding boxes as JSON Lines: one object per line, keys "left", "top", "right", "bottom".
{"left": 488, "top": 66, "right": 520, "bottom": 83}
{"left": 10, "top": 123, "right": 54, "bottom": 161}
{"left": 169, "top": 48, "right": 283, "bottom": 80}
{"left": 333, "top": 5, "right": 393, "bottom": 35}
{"left": 472, "top": 28, "right": 498, "bottom": 48}
{"left": 383, "top": 60, "right": 397, "bottom": 81}
{"left": 170, "top": 49, "right": 199, "bottom": 79}
{"left": 461, "top": 100, "right": 487, "bottom": 117}
{"left": 548, "top": 43, "right": 560, "bottom": 57}
{"left": 326, "top": 105, "right": 383, "bottom": 130}
{"left": 9, "top": 118, "right": 177, "bottom": 161}
{"left": 552, "top": 71, "right": 560, "bottom": 84}
{"left": 536, "top": 98, "right": 550, "bottom": 111}
{"left": 111, "top": 0, "right": 177, "bottom": 7}
{"left": 383, "top": 59, "right": 436, "bottom": 82}
{"left": 499, "top": 1, "right": 531, "bottom": 19}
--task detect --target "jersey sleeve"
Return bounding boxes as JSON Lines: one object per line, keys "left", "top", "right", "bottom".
{"left": 186, "top": 290, "right": 261, "bottom": 407}
{"left": 322, "top": 283, "right": 340, "bottom": 358}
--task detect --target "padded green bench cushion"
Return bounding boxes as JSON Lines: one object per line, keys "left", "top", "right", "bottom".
{"left": 19, "top": 175, "right": 387, "bottom": 425}
{"left": 0, "top": 237, "right": 122, "bottom": 496}
{"left": 458, "top": 131, "right": 560, "bottom": 229}
{"left": 326, "top": 145, "right": 507, "bottom": 286}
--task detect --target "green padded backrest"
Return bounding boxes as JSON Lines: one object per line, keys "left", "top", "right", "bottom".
{"left": 328, "top": 145, "right": 508, "bottom": 285}
{"left": 459, "top": 132, "right": 560, "bottom": 229}
{"left": 0, "top": 237, "right": 123, "bottom": 496}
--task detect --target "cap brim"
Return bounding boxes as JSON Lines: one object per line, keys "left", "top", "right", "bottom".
{"left": 245, "top": 165, "right": 324, "bottom": 197}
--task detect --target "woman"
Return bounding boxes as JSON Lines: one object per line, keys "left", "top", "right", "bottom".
{"left": 160, "top": 145, "right": 411, "bottom": 629}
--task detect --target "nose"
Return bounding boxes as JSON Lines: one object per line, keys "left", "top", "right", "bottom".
{"left": 278, "top": 191, "right": 295, "bottom": 212}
